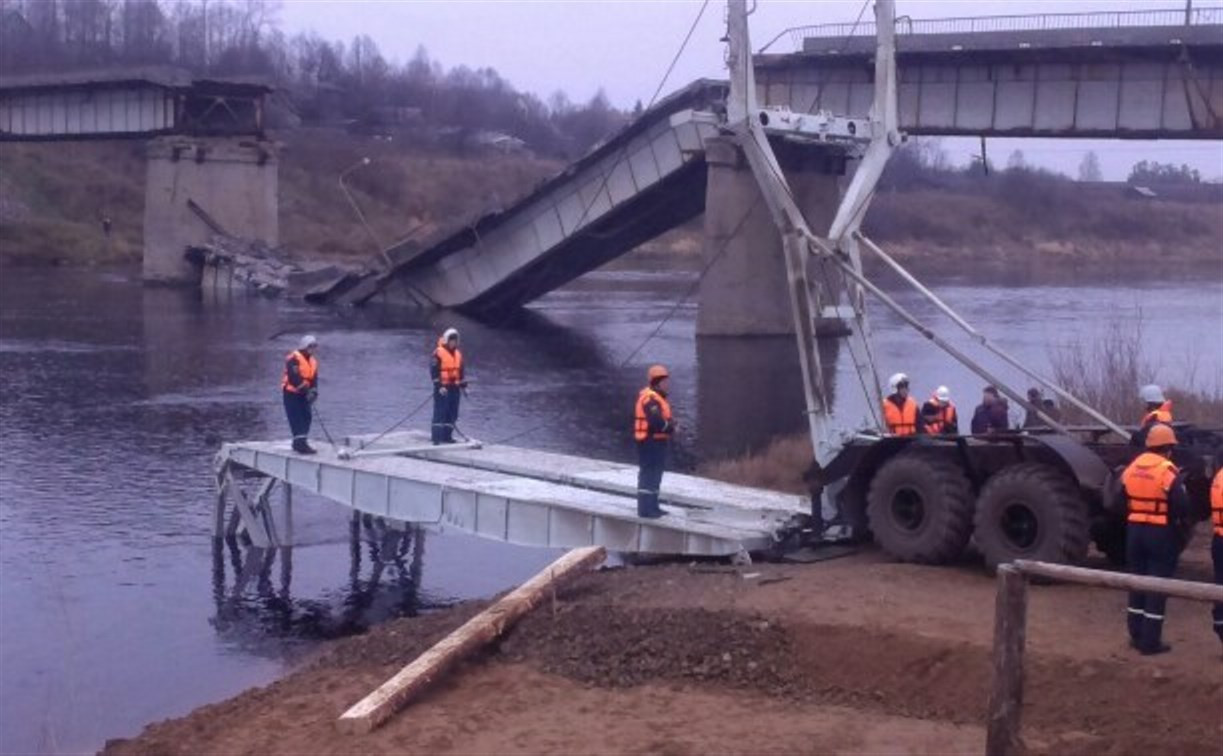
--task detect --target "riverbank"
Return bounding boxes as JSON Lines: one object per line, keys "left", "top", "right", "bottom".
{"left": 103, "top": 546, "right": 1221, "bottom": 756}
{"left": 3, "top": 130, "right": 1221, "bottom": 271}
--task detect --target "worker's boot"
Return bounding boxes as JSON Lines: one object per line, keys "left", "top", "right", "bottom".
{"left": 1137, "top": 612, "right": 1169, "bottom": 655}
{"left": 1126, "top": 606, "right": 1143, "bottom": 646}
{"left": 293, "top": 438, "right": 316, "bottom": 455}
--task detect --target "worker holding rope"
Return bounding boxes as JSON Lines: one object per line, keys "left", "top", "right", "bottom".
{"left": 634, "top": 365, "right": 676, "bottom": 519}
{"left": 282, "top": 334, "right": 319, "bottom": 455}
{"left": 430, "top": 328, "right": 466, "bottom": 444}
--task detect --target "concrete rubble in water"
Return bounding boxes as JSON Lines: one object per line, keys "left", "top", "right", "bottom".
{"left": 185, "top": 233, "right": 373, "bottom": 301}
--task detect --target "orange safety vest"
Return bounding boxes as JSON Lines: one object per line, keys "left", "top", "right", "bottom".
{"left": 281, "top": 350, "right": 317, "bottom": 394}
{"left": 1141, "top": 400, "right": 1173, "bottom": 427}
{"left": 634, "top": 387, "right": 673, "bottom": 442}
{"left": 434, "top": 340, "right": 463, "bottom": 386}
{"left": 925, "top": 399, "right": 957, "bottom": 435}
{"left": 1122, "top": 451, "right": 1179, "bottom": 527}
{"left": 884, "top": 396, "right": 919, "bottom": 436}
{"left": 1211, "top": 468, "right": 1223, "bottom": 537}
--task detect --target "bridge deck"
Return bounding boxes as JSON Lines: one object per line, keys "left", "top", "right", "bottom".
{"left": 216, "top": 431, "right": 808, "bottom": 557}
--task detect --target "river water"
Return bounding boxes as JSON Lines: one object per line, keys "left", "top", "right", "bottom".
{"left": 1, "top": 264, "right": 1219, "bottom": 753}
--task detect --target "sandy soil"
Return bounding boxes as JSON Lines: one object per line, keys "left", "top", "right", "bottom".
{"left": 104, "top": 547, "right": 1223, "bottom": 756}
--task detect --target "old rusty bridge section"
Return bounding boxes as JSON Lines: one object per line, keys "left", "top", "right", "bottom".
{"left": 215, "top": 432, "right": 809, "bottom": 558}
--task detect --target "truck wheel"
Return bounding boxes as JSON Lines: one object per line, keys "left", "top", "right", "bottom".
{"left": 974, "top": 463, "right": 1089, "bottom": 570}
{"left": 866, "top": 450, "right": 974, "bottom": 564}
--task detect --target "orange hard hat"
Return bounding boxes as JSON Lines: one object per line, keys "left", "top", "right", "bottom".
{"left": 647, "top": 364, "right": 670, "bottom": 382}
{"left": 1145, "top": 423, "right": 1178, "bottom": 449}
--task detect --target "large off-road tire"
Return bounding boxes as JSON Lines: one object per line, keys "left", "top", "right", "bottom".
{"left": 974, "top": 463, "right": 1089, "bottom": 570}
{"left": 866, "top": 450, "right": 974, "bottom": 564}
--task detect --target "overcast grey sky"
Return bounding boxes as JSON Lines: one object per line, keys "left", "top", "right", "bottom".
{"left": 279, "top": 0, "right": 1223, "bottom": 180}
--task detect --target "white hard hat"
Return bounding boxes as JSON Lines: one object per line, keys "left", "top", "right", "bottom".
{"left": 935, "top": 385, "right": 951, "bottom": 403}
{"left": 442, "top": 327, "right": 459, "bottom": 343}
{"left": 299, "top": 334, "right": 318, "bottom": 350}
{"left": 1138, "top": 384, "right": 1165, "bottom": 404}
{"left": 888, "top": 372, "right": 909, "bottom": 392}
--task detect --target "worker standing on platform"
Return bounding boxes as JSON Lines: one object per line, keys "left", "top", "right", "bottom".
{"left": 1211, "top": 467, "right": 1223, "bottom": 646}
{"left": 282, "top": 334, "right": 319, "bottom": 455}
{"left": 1119, "top": 423, "right": 1190, "bottom": 655}
{"left": 635, "top": 365, "right": 676, "bottom": 519}
{"left": 921, "top": 385, "right": 958, "bottom": 435}
{"left": 430, "top": 327, "right": 465, "bottom": 444}
{"left": 883, "top": 373, "right": 919, "bottom": 436}
{"left": 1132, "top": 384, "right": 1174, "bottom": 447}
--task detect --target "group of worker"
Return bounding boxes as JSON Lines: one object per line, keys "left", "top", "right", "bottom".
{"left": 881, "top": 372, "right": 1062, "bottom": 437}
{"left": 283, "top": 336, "right": 1222, "bottom": 649}
{"left": 1120, "top": 384, "right": 1223, "bottom": 654}
{"left": 280, "top": 330, "right": 675, "bottom": 519}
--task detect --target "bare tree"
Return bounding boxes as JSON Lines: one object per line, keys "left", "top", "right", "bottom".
{"left": 1078, "top": 151, "right": 1103, "bottom": 182}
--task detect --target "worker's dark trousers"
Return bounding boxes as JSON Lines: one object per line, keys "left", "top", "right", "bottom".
{"left": 637, "top": 440, "right": 667, "bottom": 517}
{"left": 1212, "top": 535, "right": 1223, "bottom": 642}
{"left": 1126, "top": 523, "right": 1181, "bottom": 650}
{"left": 431, "top": 386, "right": 461, "bottom": 443}
{"left": 283, "top": 391, "right": 312, "bottom": 445}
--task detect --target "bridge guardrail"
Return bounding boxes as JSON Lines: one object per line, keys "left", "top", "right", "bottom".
{"left": 759, "top": 6, "right": 1223, "bottom": 53}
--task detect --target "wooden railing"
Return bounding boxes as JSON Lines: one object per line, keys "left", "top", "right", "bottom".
{"left": 985, "top": 559, "right": 1223, "bottom": 756}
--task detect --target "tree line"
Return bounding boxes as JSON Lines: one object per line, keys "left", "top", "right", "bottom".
{"left": 0, "top": 0, "right": 630, "bottom": 158}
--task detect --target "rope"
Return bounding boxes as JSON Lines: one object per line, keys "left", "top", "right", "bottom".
{"left": 560, "top": 0, "right": 711, "bottom": 246}
{"left": 311, "top": 403, "right": 340, "bottom": 449}
{"left": 350, "top": 393, "right": 436, "bottom": 452}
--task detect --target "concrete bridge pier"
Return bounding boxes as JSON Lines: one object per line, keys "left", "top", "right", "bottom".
{"left": 696, "top": 136, "right": 847, "bottom": 337}
{"left": 143, "top": 136, "right": 279, "bottom": 285}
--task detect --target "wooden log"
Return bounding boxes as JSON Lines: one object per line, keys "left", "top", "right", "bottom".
{"left": 337, "top": 545, "right": 606, "bottom": 734}
{"left": 986, "top": 564, "right": 1028, "bottom": 756}
{"left": 1014, "top": 559, "right": 1223, "bottom": 603}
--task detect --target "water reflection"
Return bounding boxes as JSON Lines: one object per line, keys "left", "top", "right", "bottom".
{"left": 210, "top": 515, "right": 433, "bottom": 648}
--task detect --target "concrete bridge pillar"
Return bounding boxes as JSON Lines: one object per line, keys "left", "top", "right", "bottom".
{"left": 697, "top": 136, "right": 846, "bottom": 337}
{"left": 143, "top": 137, "right": 279, "bottom": 285}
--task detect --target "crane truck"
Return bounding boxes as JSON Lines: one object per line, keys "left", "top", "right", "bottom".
{"left": 722, "top": 0, "right": 1222, "bottom": 567}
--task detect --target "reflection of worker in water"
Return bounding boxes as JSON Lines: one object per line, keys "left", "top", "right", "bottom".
{"left": 282, "top": 334, "right": 319, "bottom": 454}
{"left": 430, "top": 328, "right": 465, "bottom": 444}
{"left": 1120, "top": 423, "right": 1189, "bottom": 655}
{"left": 634, "top": 365, "right": 676, "bottom": 519}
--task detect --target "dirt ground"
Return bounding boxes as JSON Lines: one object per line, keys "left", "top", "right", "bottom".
{"left": 104, "top": 545, "right": 1223, "bottom": 756}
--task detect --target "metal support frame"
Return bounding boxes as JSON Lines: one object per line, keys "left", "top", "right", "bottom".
{"left": 724, "top": 0, "right": 1127, "bottom": 499}
{"left": 218, "top": 467, "right": 278, "bottom": 548}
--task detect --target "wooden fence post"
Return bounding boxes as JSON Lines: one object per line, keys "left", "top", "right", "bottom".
{"left": 986, "top": 564, "right": 1028, "bottom": 756}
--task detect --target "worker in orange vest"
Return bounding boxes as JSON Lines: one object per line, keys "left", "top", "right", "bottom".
{"left": 1132, "top": 384, "right": 1173, "bottom": 447}
{"left": 634, "top": 364, "right": 676, "bottom": 519}
{"left": 920, "top": 385, "right": 958, "bottom": 435}
{"left": 1211, "top": 467, "right": 1223, "bottom": 645}
{"left": 1119, "top": 423, "right": 1190, "bottom": 655}
{"left": 430, "top": 328, "right": 466, "bottom": 444}
{"left": 282, "top": 334, "right": 319, "bottom": 454}
{"left": 883, "top": 372, "right": 919, "bottom": 436}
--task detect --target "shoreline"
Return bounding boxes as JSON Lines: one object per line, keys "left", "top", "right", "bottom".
{"left": 102, "top": 545, "right": 1221, "bottom": 756}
